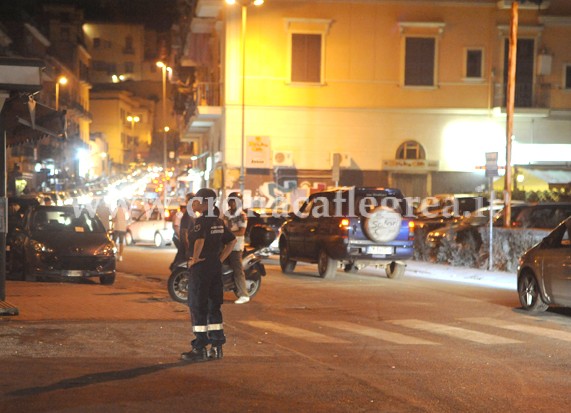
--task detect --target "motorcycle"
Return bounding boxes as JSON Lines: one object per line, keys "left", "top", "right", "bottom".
{"left": 168, "top": 246, "right": 270, "bottom": 304}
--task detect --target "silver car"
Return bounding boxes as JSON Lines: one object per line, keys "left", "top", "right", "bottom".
{"left": 517, "top": 217, "right": 571, "bottom": 312}
{"left": 125, "top": 208, "right": 175, "bottom": 247}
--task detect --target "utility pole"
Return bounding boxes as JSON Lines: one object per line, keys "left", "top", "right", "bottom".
{"left": 504, "top": 0, "right": 518, "bottom": 228}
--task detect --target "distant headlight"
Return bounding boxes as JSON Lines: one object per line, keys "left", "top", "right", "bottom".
{"left": 31, "top": 240, "right": 54, "bottom": 253}
{"left": 96, "top": 242, "right": 117, "bottom": 256}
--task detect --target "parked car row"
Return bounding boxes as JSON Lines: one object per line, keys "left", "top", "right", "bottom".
{"left": 9, "top": 181, "right": 571, "bottom": 318}
{"left": 425, "top": 202, "right": 571, "bottom": 250}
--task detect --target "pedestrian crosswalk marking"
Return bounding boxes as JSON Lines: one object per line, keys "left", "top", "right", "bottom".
{"left": 388, "top": 319, "right": 521, "bottom": 344}
{"left": 316, "top": 321, "right": 437, "bottom": 345}
{"left": 241, "top": 321, "right": 350, "bottom": 344}
{"left": 464, "top": 317, "right": 571, "bottom": 343}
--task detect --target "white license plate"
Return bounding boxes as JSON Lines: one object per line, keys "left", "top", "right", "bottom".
{"left": 368, "top": 246, "right": 393, "bottom": 255}
{"left": 67, "top": 270, "right": 83, "bottom": 277}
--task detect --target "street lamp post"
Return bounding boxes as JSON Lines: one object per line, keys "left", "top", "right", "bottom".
{"left": 226, "top": 0, "right": 264, "bottom": 193}
{"left": 156, "top": 61, "right": 172, "bottom": 208}
{"left": 55, "top": 76, "right": 68, "bottom": 111}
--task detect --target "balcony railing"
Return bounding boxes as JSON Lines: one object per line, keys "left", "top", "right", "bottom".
{"left": 493, "top": 82, "right": 551, "bottom": 109}
{"left": 195, "top": 82, "right": 220, "bottom": 107}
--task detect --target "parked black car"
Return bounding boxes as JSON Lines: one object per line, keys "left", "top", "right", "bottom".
{"left": 8, "top": 205, "right": 116, "bottom": 284}
{"left": 425, "top": 203, "right": 528, "bottom": 249}
{"left": 414, "top": 193, "right": 489, "bottom": 233}
{"left": 426, "top": 202, "right": 571, "bottom": 250}
{"left": 278, "top": 187, "right": 414, "bottom": 279}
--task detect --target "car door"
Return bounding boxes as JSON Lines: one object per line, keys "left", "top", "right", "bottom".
{"left": 131, "top": 213, "right": 149, "bottom": 242}
{"left": 287, "top": 199, "right": 313, "bottom": 257}
{"left": 302, "top": 198, "right": 326, "bottom": 258}
{"left": 146, "top": 209, "right": 163, "bottom": 241}
{"left": 543, "top": 222, "right": 571, "bottom": 305}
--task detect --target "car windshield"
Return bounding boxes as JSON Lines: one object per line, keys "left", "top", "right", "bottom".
{"left": 353, "top": 194, "right": 405, "bottom": 215}
{"left": 32, "top": 208, "right": 105, "bottom": 233}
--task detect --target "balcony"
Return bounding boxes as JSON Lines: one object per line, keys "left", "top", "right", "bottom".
{"left": 493, "top": 82, "right": 551, "bottom": 113}
{"left": 195, "top": 82, "right": 220, "bottom": 107}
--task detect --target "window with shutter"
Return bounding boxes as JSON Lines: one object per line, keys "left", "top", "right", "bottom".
{"left": 291, "top": 33, "right": 322, "bottom": 83}
{"left": 404, "top": 37, "right": 435, "bottom": 87}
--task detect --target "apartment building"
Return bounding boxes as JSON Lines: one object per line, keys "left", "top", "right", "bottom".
{"left": 84, "top": 22, "right": 173, "bottom": 170}
{"left": 179, "top": 0, "right": 571, "bottom": 202}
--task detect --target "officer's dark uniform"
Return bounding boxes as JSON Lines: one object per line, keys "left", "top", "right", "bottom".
{"left": 182, "top": 191, "right": 235, "bottom": 362}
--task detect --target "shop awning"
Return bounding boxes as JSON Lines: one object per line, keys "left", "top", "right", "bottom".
{"left": 526, "top": 169, "right": 571, "bottom": 185}
{"left": 1, "top": 94, "right": 66, "bottom": 146}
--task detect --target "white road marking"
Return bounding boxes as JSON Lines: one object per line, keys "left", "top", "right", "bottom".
{"left": 241, "top": 321, "right": 350, "bottom": 344}
{"left": 465, "top": 317, "right": 571, "bottom": 343}
{"left": 388, "top": 319, "right": 521, "bottom": 344}
{"left": 316, "top": 321, "right": 437, "bottom": 345}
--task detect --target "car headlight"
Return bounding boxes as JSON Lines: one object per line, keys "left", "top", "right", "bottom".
{"left": 31, "top": 240, "right": 54, "bottom": 253}
{"left": 96, "top": 242, "right": 117, "bottom": 256}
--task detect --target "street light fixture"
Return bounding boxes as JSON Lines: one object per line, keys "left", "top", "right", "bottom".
{"left": 55, "top": 76, "right": 68, "bottom": 111}
{"left": 127, "top": 115, "right": 141, "bottom": 129}
{"left": 127, "top": 115, "right": 140, "bottom": 129}
{"left": 225, "top": 0, "right": 264, "bottom": 193}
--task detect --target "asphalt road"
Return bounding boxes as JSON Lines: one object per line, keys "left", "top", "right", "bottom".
{"left": 2, "top": 245, "right": 571, "bottom": 412}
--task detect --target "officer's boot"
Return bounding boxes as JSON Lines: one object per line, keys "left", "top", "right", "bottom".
{"left": 208, "top": 345, "right": 223, "bottom": 360}
{"left": 180, "top": 347, "right": 208, "bottom": 362}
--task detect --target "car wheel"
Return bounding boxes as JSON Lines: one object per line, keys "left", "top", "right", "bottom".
{"left": 317, "top": 249, "right": 337, "bottom": 279}
{"left": 386, "top": 261, "right": 406, "bottom": 279}
{"left": 125, "top": 231, "right": 134, "bottom": 245}
{"left": 154, "top": 232, "right": 164, "bottom": 248}
{"left": 344, "top": 261, "right": 358, "bottom": 273}
{"left": 168, "top": 269, "right": 190, "bottom": 303}
{"left": 279, "top": 241, "right": 296, "bottom": 274}
{"left": 100, "top": 274, "right": 115, "bottom": 285}
{"left": 363, "top": 206, "right": 402, "bottom": 243}
{"left": 518, "top": 271, "right": 548, "bottom": 312}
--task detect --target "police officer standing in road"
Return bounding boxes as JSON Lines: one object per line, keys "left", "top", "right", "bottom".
{"left": 170, "top": 192, "right": 195, "bottom": 271}
{"left": 181, "top": 188, "right": 236, "bottom": 362}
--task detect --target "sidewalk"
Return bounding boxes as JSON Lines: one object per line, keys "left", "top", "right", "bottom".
{"left": 406, "top": 260, "right": 517, "bottom": 290}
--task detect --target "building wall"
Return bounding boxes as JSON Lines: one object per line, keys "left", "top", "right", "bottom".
{"left": 90, "top": 90, "right": 153, "bottom": 167}
{"left": 83, "top": 23, "right": 147, "bottom": 83}
{"left": 221, "top": 0, "right": 571, "bottom": 197}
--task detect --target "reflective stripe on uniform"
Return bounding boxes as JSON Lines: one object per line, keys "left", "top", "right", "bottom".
{"left": 193, "top": 325, "right": 208, "bottom": 333}
{"left": 208, "top": 323, "right": 224, "bottom": 331}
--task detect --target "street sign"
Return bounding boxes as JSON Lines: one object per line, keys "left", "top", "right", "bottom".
{"left": 485, "top": 152, "right": 498, "bottom": 177}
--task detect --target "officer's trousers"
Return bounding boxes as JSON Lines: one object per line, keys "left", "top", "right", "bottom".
{"left": 187, "top": 260, "right": 226, "bottom": 349}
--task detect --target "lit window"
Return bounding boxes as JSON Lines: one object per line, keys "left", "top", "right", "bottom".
{"left": 396, "top": 141, "right": 426, "bottom": 160}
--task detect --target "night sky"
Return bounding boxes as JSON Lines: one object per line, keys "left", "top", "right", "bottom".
{"left": 1, "top": 0, "right": 179, "bottom": 31}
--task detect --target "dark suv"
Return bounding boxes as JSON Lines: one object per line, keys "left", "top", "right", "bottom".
{"left": 278, "top": 187, "right": 414, "bottom": 279}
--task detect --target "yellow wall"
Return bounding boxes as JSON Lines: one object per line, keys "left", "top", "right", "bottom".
{"left": 222, "top": 0, "right": 571, "bottom": 179}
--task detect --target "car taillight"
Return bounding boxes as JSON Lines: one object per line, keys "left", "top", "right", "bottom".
{"left": 408, "top": 220, "right": 415, "bottom": 240}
